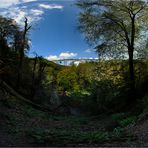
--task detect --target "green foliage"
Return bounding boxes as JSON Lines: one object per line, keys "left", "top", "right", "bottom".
{"left": 56, "top": 60, "right": 148, "bottom": 114}
{"left": 80, "top": 131, "right": 109, "bottom": 143}
{"left": 140, "top": 95, "right": 148, "bottom": 109}
{"left": 24, "top": 106, "right": 48, "bottom": 118}
{"left": 48, "top": 115, "right": 89, "bottom": 125}
{"left": 57, "top": 65, "right": 79, "bottom": 92}
{"left": 137, "top": 94, "right": 148, "bottom": 122}
{"left": 28, "top": 125, "right": 132, "bottom": 146}
{"left": 112, "top": 113, "right": 130, "bottom": 122}
{"left": 77, "top": 0, "right": 148, "bottom": 97}
{"left": 112, "top": 113, "right": 137, "bottom": 128}
{"left": 112, "top": 127, "right": 124, "bottom": 138}
{"left": 28, "top": 128, "right": 110, "bottom": 146}
{"left": 119, "top": 116, "right": 137, "bottom": 127}
{"left": 77, "top": 0, "right": 148, "bottom": 59}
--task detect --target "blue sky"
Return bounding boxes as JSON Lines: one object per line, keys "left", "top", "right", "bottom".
{"left": 0, "top": 0, "right": 97, "bottom": 60}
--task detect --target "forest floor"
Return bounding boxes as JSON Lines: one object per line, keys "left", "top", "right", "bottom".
{"left": 0, "top": 91, "right": 148, "bottom": 147}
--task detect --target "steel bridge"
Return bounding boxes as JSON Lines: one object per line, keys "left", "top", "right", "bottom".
{"left": 51, "top": 58, "right": 98, "bottom": 66}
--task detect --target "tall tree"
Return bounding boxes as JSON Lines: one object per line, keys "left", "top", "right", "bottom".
{"left": 30, "top": 56, "right": 47, "bottom": 99}
{"left": 0, "top": 16, "right": 18, "bottom": 59}
{"left": 0, "top": 16, "right": 20, "bottom": 81}
{"left": 30, "top": 54, "right": 38, "bottom": 97}
{"left": 16, "top": 17, "right": 31, "bottom": 88}
{"left": 77, "top": 0, "right": 148, "bottom": 96}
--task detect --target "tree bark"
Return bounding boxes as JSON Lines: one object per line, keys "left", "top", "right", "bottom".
{"left": 16, "top": 46, "right": 24, "bottom": 89}
{"left": 16, "top": 18, "right": 31, "bottom": 89}
{"left": 30, "top": 56, "right": 37, "bottom": 98}
{"left": 128, "top": 49, "right": 135, "bottom": 92}
{"left": 128, "top": 15, "right": 136, "bottom": 95}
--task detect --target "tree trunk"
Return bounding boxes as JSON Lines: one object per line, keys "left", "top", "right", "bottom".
{"left": 30, "top": 56, "right": 37, "bottom": 98}
{"left": 128, "top": 48, "right": 136, "bottom": 103}
{"left": 16, "top": 48, "right": 24, "bottom": 89}
{"left": 128, "top": 15, "right": 136, "bottom": 97}
{"left": 128, "top": 50, "right": 135, "bottom": 91}
{"left": 16, "top": 18, "right": 30, "bottom": 89}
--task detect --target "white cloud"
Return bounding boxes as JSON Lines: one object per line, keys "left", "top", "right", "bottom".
{"left": 28, "top": 40, "right": 32, "bottom": 46}
{"left": 31, "top": 9, "right": 43, "bottom": 16}
{"left": 45, "top": 55, "right": 59, "bottom": 60}
{"left": 39, "top": 4, "right": 64, "bottom": 9}
{"left": 0, "top": 0, "right": 37, "bottom": 8}
{"left": 59, "top": 52, "right": 77, "bottom": 59}
{"left": 0, "top": 7, "right": 34, "bottom": 26}
{"left": 0, "top": 1, "right": 64, "bottom": 26}
{"left": 85, "top": 48, "right": 95, "bottom": 53}
{"left": 0, "top": 0, "right": 19, "bottom": 8}
{"left": 45, "top": 52, "right": 78, "bottom": 61}
{"left": 14, "top": 10, "right": 26, "bottom": 24}
{"left": 21, "top": 0, "right": 37, "bottom": 2}
{"left": 0, "top": 7, "right": 25, "bottom": 25}
{"left": 85, "top": 49, "right": 91, "bottom": 53}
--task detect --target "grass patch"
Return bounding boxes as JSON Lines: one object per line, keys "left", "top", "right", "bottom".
{"left": 0, "top": 96, "right": 18, "bottom": 108}
{"left": 27, "top": 128, "right": 110, "bottom": 146}
{"left": 112, "top": 113, "right": 137, "bottom": 127}
{"left": 48, "top": 115, "right": 89, "bottom": 125}
{"left": 27, "top": 127, "right": 133, "bottom": 146}
{"left": 24, "top": 105, "right": 49, "bottom": 119}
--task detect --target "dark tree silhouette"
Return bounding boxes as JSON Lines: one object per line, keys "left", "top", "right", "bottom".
{"left": 16, "top": 17, "right": 31, "bottom": 88}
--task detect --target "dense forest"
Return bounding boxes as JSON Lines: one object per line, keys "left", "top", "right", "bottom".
{"left": 0, "top": 0, "right": 148, "bottom": 147}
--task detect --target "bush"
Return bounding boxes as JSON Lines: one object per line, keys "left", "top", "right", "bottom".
{"left": 140, "top": 95, "right": 148, "bottom": 109}
{"left": 119, "top": 116, "right": 137, "bottom": 127}
{"left": 112, "top": 113, "right": 137, "bottom": 127}
{"left": 112, "top": 127, "right": 124, "bottom": 138}
{"left": 112, "top": 113, "right": 129, "bottom": 122}
{"left": 28, "top": 128, "right": 110, "bottom": 146}
{"left": 80, "top": 131, "right": 109, "bottom": 143}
